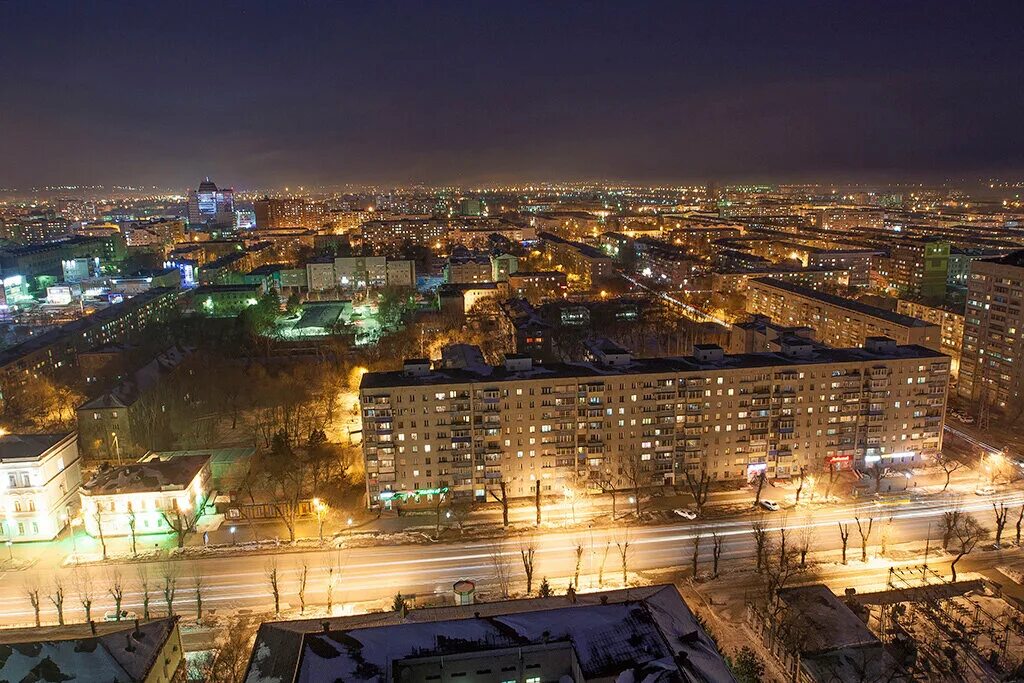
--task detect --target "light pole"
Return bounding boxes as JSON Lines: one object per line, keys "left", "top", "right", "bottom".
{"left": 229, "top": 526, "right": 236, "bottom": 545}
{"left": 313, "top": 498, "right": 328, "bottom": 544}
{"left": 5, "top": 540, "right": 12, "bottom": 561}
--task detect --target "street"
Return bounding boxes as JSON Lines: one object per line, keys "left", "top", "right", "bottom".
{"left": 1, "top": 489, "right": 1020, "bottom": 629}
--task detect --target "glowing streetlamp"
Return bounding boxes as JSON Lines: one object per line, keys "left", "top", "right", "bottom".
{"left": 229, "top": 525, "right": 237, "bottom": 545}
{"left": 313, "top": 498, "right": 329, "bottom": 544}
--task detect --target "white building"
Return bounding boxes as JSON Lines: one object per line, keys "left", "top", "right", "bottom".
{"left": 79, "top": 454, "right": 212, "bottom": 538}
{"left": 1, "top": 433, "right": 82, "bottom": 542}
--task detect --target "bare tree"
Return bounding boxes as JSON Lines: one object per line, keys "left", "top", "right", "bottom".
{"left": 794, "top": 466, "right": 807, "bottom": 505}
{"left": 573, "top": 540, "right": 584, "bottom": 589}
{"left": 136, "top": 565, "right": 152, "bottom": 619}
{"left": 622, "top": 451, "right": 650, "bottom": 518}
{"left": 25, "top": 583, "right": 42, "bottom": 627}
{"left": 949, "top": 512, "right": 987, "bottom": 582}
{"left": 777, "top": 516, "right": 789, "bottom": 568}
{"left": 684, "top": 469, "right": 711, "bottom": 517}
{"left": 712, "top": 532, "right": 724, "bottom": 578}
{"left": 520, "top": 539, "right": 537, "bottom": 594}
{"left": 1016, "top": 505, "right": 1024, "bottom": 546}
{"left": 879, "top": 516, "right": 894, "bottom": 557}
{"left": 937, "top": 454, "right": 963, "bottom": 492}
{"left": 487, "top": 481, "right": 510, "bottom": 528}
{"left": 752, "top": 518, "right": 769, "bottom": 572}
{"left": 162, "top": 497, "right": 204, "bottom": 549}
{"left": 49, "top": 578, "right": 66, "bottom": 625}
{"left": 107, "top": 570, "right": 125, "bottom": 620}
{"left": 993, "top": 502, "right": 1010, "bottom": 547}
{"left": 823, "top": 462, "right": 840, "bottom": 501}
{"left": 323, "top": 550, "right": 342, "bottom": 615}
{"left": 597, "top": 540, "right": 611, "bottom": 587}
{"left": 297, "top": 562, "right": 309, "bottom": 614}
{"left": 941, "top": 507, "right": 962, "bottom": 550}
{"left": 490, "top": 541, "right": 513, "bottom": 599}
{"left": 534, "top": 483, "right": 542, "bottom": 526}
{"left": 752, "top": 471, "right": 768, "bottom": 508}
{"left": 616, "top": 531, "right": 631, "bottom": 586}
{"left": 855, "top": 516, "right": 874, "bottom": 562}
{"left": 74, "top": 572, "right": 94, "bottom": 623}
{"left": 207, "top": 618, "right": 258, "bottom": 683}
{"left": 266, "top": 560, "right": 281, "bottom": 615}
{"left": 161, "top": 560, "right": 179, "bottom": 616}
{"left": 797, "top": 523, "right": 815, "bottom": 568}
{"left": 838, "top": 522, "right": 850, "bottom": 565}
{"left": 92, "top": 505, "right": 108, "bottom": 560}
{"left": 193, "top": 563, "right": 206, "bottom": 622}
{"left": 127, "top": 502, "right": 138, "bottom": 557}
{"left": 691, "top": 532, "right": 701, "bottom": 578}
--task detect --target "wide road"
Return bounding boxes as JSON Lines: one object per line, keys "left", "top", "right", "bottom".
{"left": 0, "top": 491, "right": 1021, "bottom": 628}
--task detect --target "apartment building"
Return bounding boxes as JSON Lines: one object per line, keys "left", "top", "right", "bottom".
{"left": 896, "top": 299, "right": 965, "bottom": 373}
{"left": 359, "top": 338, "right": 948, "bottom": 507}
{"left": 747, "top": 278, "right": 940, "bottom": 351}
{"left": 958, "top": 251, "right": 1024, "bottom": 410}
{"left": 306, "top": 256, "right": 416, "bottom": 292}
{"left": 539, "top": 231, "right": 613, "bottom": 291}
{"left": 890, "top": 238, "right": 950, "bottom": 301}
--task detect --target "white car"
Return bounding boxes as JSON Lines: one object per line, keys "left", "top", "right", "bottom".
{"left": 673, "top": 508, "right": 697, "bottom": 520}
{"left": 759, "top": 500, "right": 780, "bottom": 511}
{"left": 975, "top": 485, "right": 996, "bottom": 496}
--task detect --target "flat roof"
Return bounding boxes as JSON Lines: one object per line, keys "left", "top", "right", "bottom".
{"left": 749, "top": 278, "right": 935, "bottom": 328}
{"left": 362, "top": 342, "right": 945, "bottom": 390}
{"left": 82, "top": 454, "right": 209, "bottom": 495}
{"left": 0, "top": 433, "right": 71, "bottom": 461}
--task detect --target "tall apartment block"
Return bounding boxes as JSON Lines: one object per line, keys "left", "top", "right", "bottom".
{"left": 746, "top": 278, "right": 941, "bottom": 350}
{"left": 958, "top": 251, "right": 1024, "bottom": 411}
{"left": 890, "top": 238, "right": 949, "bottom": 301}
{"left": 359, "top": 338, "right": 948, "bottom": 507}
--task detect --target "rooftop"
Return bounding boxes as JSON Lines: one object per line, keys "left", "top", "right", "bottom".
{"left": 749, "top": 278, "right": 935, "bottom": 327}
{"left": 0, "top": 617, "right": 179, "bottom": 683}
{"left": 0, "top": 433, "right": 71, "bottom": 462}
{"left": 81, "top": 454, "right": 209, "bottom": 496}
{"left": 245, "top": 585, "right": 733, "bottom": 683}
{"left": 361, "top": 342, "right": 945, "bottom": 390}
{"left": 982, "top": 248, "right": 1024, "bottom": 269}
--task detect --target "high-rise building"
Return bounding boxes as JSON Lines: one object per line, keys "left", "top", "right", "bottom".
{"left": 958, "top": 251, "right": 1024, "bottom": 411}
{"left": 187, "top": 177, "right": 235, "bottom": 228}
{"left": 359, "top": 338, "right": 948, "bottom": 507}
{"left": 890, "top": 238, "right": 949, "bottom": 301}
{"left": 253, "top": 197, "right": 327, "bottom": 229}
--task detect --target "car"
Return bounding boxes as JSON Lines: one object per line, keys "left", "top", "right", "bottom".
{"left": 103, "top": 610, "right": 138, "bottom": 622}
{"left": 673, "top": 508, "right": 697, "bottom": 520}
{"left": 975, "top": 485, "right": 996, "bottom": 496}
{"left": 759, "top": 500, "right": 780, "bottom": 511}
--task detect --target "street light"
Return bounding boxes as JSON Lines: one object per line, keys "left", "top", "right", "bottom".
{"left": 229, "top": 526, "right": 237, "bottom": 545}
{"left": 5, "top": 540, "right": 12, "bottom": 561}
{"left": 313, "top": 498, "right": 329, "bottom": 544}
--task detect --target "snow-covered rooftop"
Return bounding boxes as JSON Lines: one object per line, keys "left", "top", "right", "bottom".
{"left": 245, "top": 584, "right": 734, "bottom": 683}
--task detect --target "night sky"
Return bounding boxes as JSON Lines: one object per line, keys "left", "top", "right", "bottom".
{"left": 2, "top": 1, "right": 1023, "bottom": 189}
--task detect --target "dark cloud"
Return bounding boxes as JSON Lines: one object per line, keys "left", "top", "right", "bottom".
{"left": 1, "top": 0, "right": 1022, "bottom": 188}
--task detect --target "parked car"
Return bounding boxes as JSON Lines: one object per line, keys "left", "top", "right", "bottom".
{"left": 673, "top": 508, "right": 697, "bottom": 520}
{"left": 759, "top": 500, "right": 780, "bottom": 511}
{"left": 975, "top": 485, "right": 996, "bottom": 496}
{"left": 104, "top": 610, "right": 138, "bottom": 622}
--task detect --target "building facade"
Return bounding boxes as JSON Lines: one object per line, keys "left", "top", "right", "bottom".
{"left": 1, "top": 433, "right": 82, "bottom": 542}
{"left": 890, "top": 238, "right": 949, "bottom": 301}
{"left": 747, "top": 278, "right": 941, "bottom": 351}
{"left": 359, "top": 339, "right": 948, "bottom": 507}
{"left": 187, "top": 178, "right": 235, "bottom": 227}
{"left": 958, "top": 252, "right": 1024, "bottom": 411}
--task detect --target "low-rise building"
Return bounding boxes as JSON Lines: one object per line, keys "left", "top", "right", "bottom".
{"left": 507, "top": 270, "right": 567, "bottom": 303}
{"left": 187, "top": 283, "right": 265, "bottom": 316}
{"left": 0, "top": 617, "right": 185, "bottom": 683}
{"left": 444, "top": 247, "right": 493, "bottom": 284}
{"left": 245, "top": 585, "right": 733, "bottom": 683}
{"left": 79, "top": 454, "right": 212, "bottom": 538}
{"left": 0, "top": 432, "right": 82, "bottom": 542}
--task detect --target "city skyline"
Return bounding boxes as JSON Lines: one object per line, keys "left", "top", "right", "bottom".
{"left": 3, "top": 1, "right": 1024, "bottom": 188}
